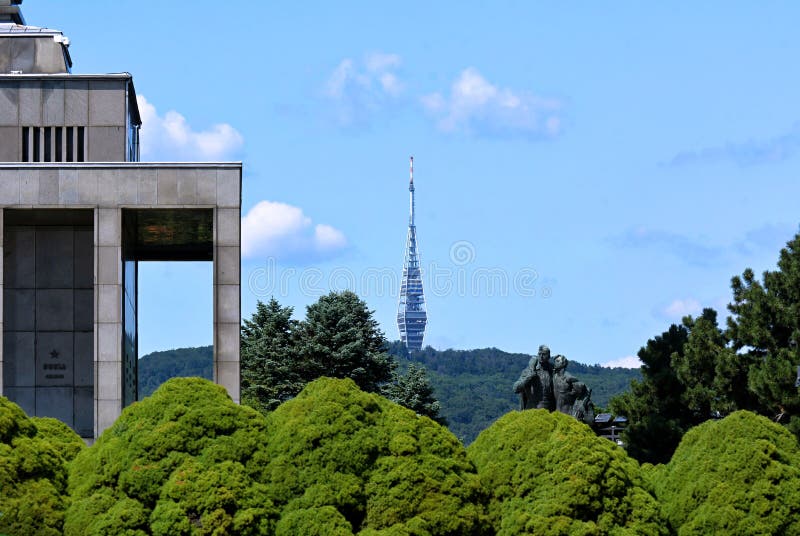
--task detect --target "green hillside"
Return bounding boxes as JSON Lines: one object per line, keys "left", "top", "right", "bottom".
{"left": 137, "top": 346, "right": 213, "bottom": 400}
{"left": 138, "top": 342, "right": 639, "bottom": 444}
{"left": 385, "top": 341, "right": 640, "bottom": 443}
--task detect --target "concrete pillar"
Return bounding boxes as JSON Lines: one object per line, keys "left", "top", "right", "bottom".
{"left": 214, "top": 202, "right": 240, "bottom": 403}
{"left": 0, "top": 207, "right": 4, "bottom": 395}
{"left": 94, "top": 207, "right": 122, "bottom": 436}
{"left": 213, "top": 168, "right": 240, "bottom": 402}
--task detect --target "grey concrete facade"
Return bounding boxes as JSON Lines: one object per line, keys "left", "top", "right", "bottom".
{"left": 0, "top": 163, "right": 241, "bottom": 438}
{"left": 0, "top": 75, "right": 138, "bottom": 162}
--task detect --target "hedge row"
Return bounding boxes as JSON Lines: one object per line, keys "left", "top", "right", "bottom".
{"left": 2, "top": 378, "right": 798, "bottom": 535}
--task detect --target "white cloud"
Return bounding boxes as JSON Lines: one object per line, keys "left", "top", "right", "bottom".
{"left": 421, "top": 68, "right": 563, "bottom": 138}
{"left": 662, "top": 298, "right": 702, "bottom": 319}
{"left": 137, "top": 95, "right": 243, "bottom": 161}
{"left": 323, "top": 52, "right": 404, "bottom": 126}
{"left": 241, "top": 200, "right": 348, "bottom": 262}
{"left": 667, "top": 122, "right": 800, "bottom": 167}
{"left": 602, "top": 355, "right": 642, "bottom": 369}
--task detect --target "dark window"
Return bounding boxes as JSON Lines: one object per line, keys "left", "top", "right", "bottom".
{"left": 21, "top": 127, "right": 29, "bottom": 161}
{"left": 43, "top": 127, "right": 51, "bottom": 162}
{"left": 77, "top": 127, "right": 84, "bottom": 162}
{"left": 55, "top": 127, "right": 63, "bottom": 162}
{"left": 32, "top": 127, "right": 40, "bottom": 161}
{"left": 66, "top": 127, "right": 74, "bottom": 162}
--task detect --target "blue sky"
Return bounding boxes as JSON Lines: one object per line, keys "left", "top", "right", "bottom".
{"left": 26, "top": 2, "right": 800, "bottom": 366}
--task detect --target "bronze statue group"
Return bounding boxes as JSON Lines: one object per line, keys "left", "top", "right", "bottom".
{"left": 514, "top": 345, "right": 595, "bottom": 425}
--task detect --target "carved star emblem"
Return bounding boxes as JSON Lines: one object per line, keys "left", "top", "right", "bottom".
{"left": 50, "top": 349, "right": 59, "bottom": 359}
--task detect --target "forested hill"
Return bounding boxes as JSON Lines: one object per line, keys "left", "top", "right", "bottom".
{"left": 385, "top": 341, "right": 641, "bottom": 443}
{"left": 138, "top": 343, "right": 639, "bottom": 444}
{"left": 138, "top": 346, "right": 213, "bottom": 400}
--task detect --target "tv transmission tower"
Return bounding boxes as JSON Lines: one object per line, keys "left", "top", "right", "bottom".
{"left": 397, "top": 156, "right": 428, "bottom": 352}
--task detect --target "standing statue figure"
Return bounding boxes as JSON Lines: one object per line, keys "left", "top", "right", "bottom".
{"left": 514, "top": 345, "right": 595, "bottom": 425}
{"left": 552, "top": 355, "right": 579, "bottom": 414}
{"left": 570, "top": 382, "right": 596, "bottom": 425}
{"left": 513, "top": 345, "right": 555, "bottom": 411}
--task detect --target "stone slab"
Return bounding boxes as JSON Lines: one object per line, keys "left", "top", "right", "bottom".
{"left": 0, "top": 127, "right": 19, "bottom": 162}
{"left": 74, "top": 229, "right": 94, "bottom": 288}
{"left": 216, "top": 284, "right": 239, "bottom": 324}
{"left": 4, "top": 387, "right": 35, "bottom": 416}
{"left": 157, "top": 169, "right": 178, "bottom": 205}
{"left": 42, "top": 80, "right": 65, "bottom": 126}
{"left": 4, "top": 289, "right": 34, "bottom": 331}
{"left": 216, "top": 169, "right": 241, "bottom": 208}
{"left": 36, "top": 289, "right": 74, "bottom": 331}
{"left": 73, "top": 387, "right": 93, "bottom": 437}
{"left": 74, "top": 289, "right": 93, "bottom": 330}
{"left": 35, "top": 387, "right": 73, "bottom": 423}
{"left": 216, "top": 208, "right": 240, "bottom": 246}
{"left": 96, "top": 322, "right": 120, "bottom": 362}
{"left": 97, "top": 246, "right": 120, "bottom": 285}
{"left": 64, "top": 80, "right": 89, "bottom": 126}
{"left": 96, "top": 361, "right": 120, "bottom": 400}
{"left": 89, "top": 80, "right": 125, "bottom": 126}
{"left": 36, "top": 331, "right": 73, "bottom": 386}
{"left": 38, "top": 169, "right": 58, "bottom": 204}
{"left": 35, "top": 228, "right": 74, "bottom": 288}
{"left": 4, "top": 227, "right": 35, "bottom": 288}
{"left": 3, "top": 331, "right": 34, "bottom": 386}
{"left": 0, "top": 84, "right": 19, "bottom": 126}
{"left": 73, "top": 332, "right": 93, "bottom": 387}
{"left": 215, "top": 246, "right": 240, "bottom": 285}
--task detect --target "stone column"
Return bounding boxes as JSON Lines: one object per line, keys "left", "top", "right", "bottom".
{"left": 94, "top": 207, "right": 122, "bottom": 436}
{"left": 214, "top": 168, "right": 240, "bottom": 403}
{"left": 0, "top": 207, "right": 4, "bottom": 395}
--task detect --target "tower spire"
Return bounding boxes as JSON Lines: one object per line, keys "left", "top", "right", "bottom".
{"left": 409, "top": 156, "right": 415, "bottom": 226}
{"left": 398, "top": 156, "right": 427, "bottom": 352}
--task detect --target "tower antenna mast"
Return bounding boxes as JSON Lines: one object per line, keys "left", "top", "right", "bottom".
{"left": 397, "top": 156, "right": 428, "bottom": 352}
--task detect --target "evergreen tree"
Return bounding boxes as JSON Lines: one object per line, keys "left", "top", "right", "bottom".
{"left": 672, "top": 308, "right": 758, "bottom": 417}
{"left": 728, "top": 231, "right": 800, "bottom": 435}
{"left": 241, "top": 292, "right": 445, "bottom": 416}
{"left": 240, "top": 298, "right": 303, "bottom": 412}
{"left": 295, "top": 290, "right": 395, "bottom": 393}
{"left": 384, "top": 363, "right": 446, "bottom": 424}
{"left": 609, "top": 323, "right": 690, "bottom": 464}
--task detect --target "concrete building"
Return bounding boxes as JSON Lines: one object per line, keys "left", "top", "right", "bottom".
{"left": 0, "top": 1, "right": 241, "bottom": 439}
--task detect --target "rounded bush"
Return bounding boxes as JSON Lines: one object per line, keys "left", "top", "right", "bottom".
{"left": 467, "top": 409, "right": 666, "bottom": 536}
{"left": 64, "top": 378, "right": 276, "bottom": 535}
{"left": 654, "top": 410, "right": 800, "bottom": 535}
{"left": 259, "top": 377, "right": 490, "bottom": 535}
{"left": 0, "top": 397, "right": 80, "bottom": 535}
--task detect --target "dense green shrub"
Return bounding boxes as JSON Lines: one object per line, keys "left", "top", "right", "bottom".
{"left": 64, "top": 378, "right": 277, "bottom": 535}
{"left": 0, "top": 397, "right": 81, "bottom": 535}
{"left": 467, "top": 409, "right": 666, "bottom": 536}
{"left": 31, "top": 416, "right": 86, "bottom": 462}
{"left": 653, "top": 411, "right": 800, "bottom": 535}
{"left": 258, "top": 377, "right": 489, "bottom": 535}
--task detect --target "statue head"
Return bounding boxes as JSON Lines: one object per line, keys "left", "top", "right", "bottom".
{"left": 553, "top": 354, "right": 568, "bottom": 372}
{"left": 537, "top": 345, "right": 551, "bottom": 364}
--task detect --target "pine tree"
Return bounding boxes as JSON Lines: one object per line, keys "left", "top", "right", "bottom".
{"left": 384, "top": 363, "right": 446, "bottom": 424}
{"left": 609, "top": 323, "right": 690, "bottom": 464}
{"left": 296, "top": 290, "right": 395, "bottom": 393}
{"left": 240, "top": 298, "right": 303, "bottom": 412}
{"left": 728, "top": 231, "right": 800, "bottom": 435}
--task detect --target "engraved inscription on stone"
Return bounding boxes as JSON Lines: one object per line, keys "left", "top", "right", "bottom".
{"left": 35, "top": 332, "right": 74, "bottom": 386}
